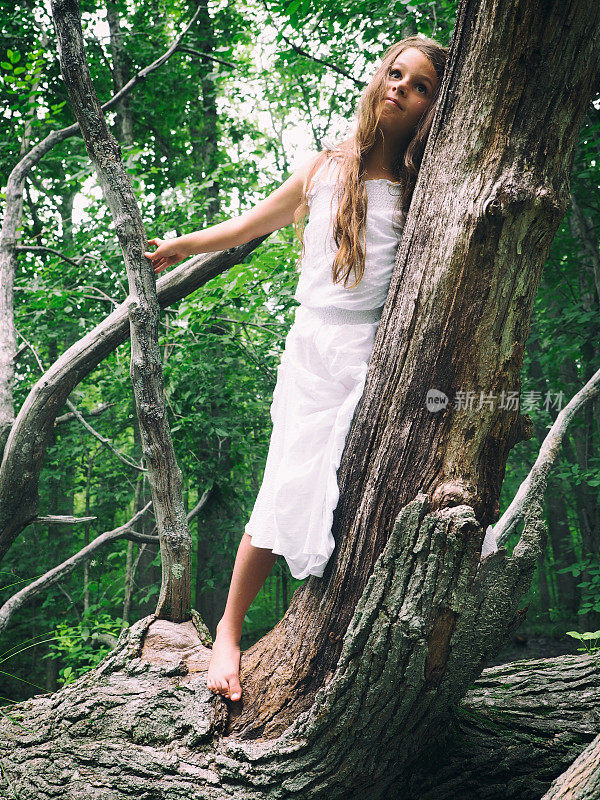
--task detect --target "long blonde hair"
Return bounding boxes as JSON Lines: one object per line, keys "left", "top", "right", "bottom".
{"left": 293, "top": 36, "right": 448, "bottom": 288}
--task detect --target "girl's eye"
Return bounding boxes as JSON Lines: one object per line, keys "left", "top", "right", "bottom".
{"left": 389, "top": 68, "right": 428, "bottom": 94}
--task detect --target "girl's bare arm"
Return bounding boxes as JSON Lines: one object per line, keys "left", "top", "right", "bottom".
{"left": 145, "top": 153, "right": 320, "bottom": 274}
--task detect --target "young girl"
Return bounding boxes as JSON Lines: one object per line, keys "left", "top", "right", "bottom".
{"left": 145, "top": 35, "right": 447, "bottom": 703}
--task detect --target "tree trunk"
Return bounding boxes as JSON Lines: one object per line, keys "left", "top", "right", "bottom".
{"left": 195, "top": 485, "right": 233, "bottom": 636}
{"left": 225, "top": 0, "right": 600, "bottom": 741}
{"left": 106, "top": 0, "right": 134, "bottom": 147}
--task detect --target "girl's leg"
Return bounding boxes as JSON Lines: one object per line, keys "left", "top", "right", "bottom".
{"left": 206, "top": 532, "right": 278, "bottom": 701}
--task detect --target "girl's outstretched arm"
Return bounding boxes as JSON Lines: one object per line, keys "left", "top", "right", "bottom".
{"left": 144, "top": 152, "right": 320, "bottom": 274}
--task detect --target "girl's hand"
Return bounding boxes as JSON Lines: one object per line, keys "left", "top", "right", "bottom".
{"left": 144, "top": 237, "right": 190, "bottom": 274}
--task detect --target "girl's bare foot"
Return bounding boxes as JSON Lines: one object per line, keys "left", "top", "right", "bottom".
{"left": 206, "top": 622, "right": 243, "bottom": 701}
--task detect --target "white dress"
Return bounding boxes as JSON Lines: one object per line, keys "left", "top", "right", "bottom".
{"left": 245, "top": 156, "right": 403, "bottom": 579}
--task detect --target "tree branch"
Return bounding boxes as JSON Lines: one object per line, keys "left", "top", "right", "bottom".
{"left": 55, "top": 402, "right": 114, "bottom": 424}
{"left": 0, "top": 501, "right": 155, "bottom": 635}
{"left": 481, "top": 366, "right": 600, "bottom": 557}
{"left": 34, "top": 514, "right": 97, "bottom": 524}
{"left": 278, "top": 30, "right": 365, "bottom": 87}
{"left": 177, "top": 46, "right": 236, "bottom": 69}
{"left": 65, "top": 399, "right": 146, "bottom": 473}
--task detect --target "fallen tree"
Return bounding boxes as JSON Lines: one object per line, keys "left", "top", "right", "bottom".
{"left": 1, "top": 562, "right": 599, "bottom": 799}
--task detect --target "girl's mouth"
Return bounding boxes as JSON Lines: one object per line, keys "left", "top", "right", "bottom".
{"left": 386, "top": 98, "right": 403, "bottom": 110}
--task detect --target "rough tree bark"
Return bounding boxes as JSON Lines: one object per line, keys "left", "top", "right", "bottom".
{"left": 1, "top": 580, "right": 600, "bottom": 799}
{"left": 228, "top": 0, "right": 600, "bottom": 741}
{"left": 1, "top": 0, "right": 600, "bottom": 798}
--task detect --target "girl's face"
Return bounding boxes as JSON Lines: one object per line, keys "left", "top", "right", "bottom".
{"left": 378, "top": 47, "right": 439, "bottom": 140}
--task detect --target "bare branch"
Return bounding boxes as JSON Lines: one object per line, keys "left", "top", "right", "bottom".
{"left": 278, "top": 32, "right": 365, "bottom": 88}
{"left": 34, "top": 514, "right": 97, "bottom": 524}
{"left": 56, "top": 402, "right": 115, "bottom": 424}
{"left": 481, "top": 366, "right": 600, "bottom": 557}
{"left": 186, "top": 487, "right": 211, "bottom": 523}
{"left": 65, "top": 399, "right": 146, "bottom": 473}
{"left": 0, "top": 501, "right": 155, "bottom": 635}
{"left": 177, "top": 46, "right": 236, "bottom": 69}
{"left": 17, "top": 245, "right": 89, "bottom": 269}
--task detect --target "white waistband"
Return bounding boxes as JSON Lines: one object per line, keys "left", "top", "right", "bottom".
{"left": 298, "top": 304, "right": 383, "bottom": 325}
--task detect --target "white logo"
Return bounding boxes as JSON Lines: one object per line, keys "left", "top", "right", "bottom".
{"left": 426, "top": 389, "right": 448, "bottom": 412}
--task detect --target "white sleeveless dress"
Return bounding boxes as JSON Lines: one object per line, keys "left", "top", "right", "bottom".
{"left": 245, "top": 156, "right": 403, "bottom": 579}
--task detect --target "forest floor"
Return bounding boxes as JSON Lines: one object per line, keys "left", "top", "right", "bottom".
{"left": 485, "top": 629, "right": 593, "bottom": 667}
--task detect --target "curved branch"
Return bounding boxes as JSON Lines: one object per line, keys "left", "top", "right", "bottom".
{"left": 0, "top": 236, "right": 268, "bottom": 565}
{"left": 0, "top": 501, "right": 154, "bottom": 635}
{"left": 55, "top": 402, "right": 114, "bottom": 424}
{"left": 481, "top": 366, "right": 600, "bottom": 558}
{"left": 65, "top": 399, "right": 146, "bottom": 473}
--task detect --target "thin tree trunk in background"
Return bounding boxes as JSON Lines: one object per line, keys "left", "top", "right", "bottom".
{"left": 194, "top": 473, "right": 213, "bottom": 621}
{"left": 195, "top": 485, "right": 232, "bottom": 637}
{"left": 559, "top": 360, "right": 599, "bottom": 630}
{"left": 546, "top": 477, "right": 580, "bottom": 615}
{"left": 82, "top": 450, "right": 95, "bottom": 615}
{"left": 0, "top": 52, "right": 43, "bottom": 451}
{"left": 122, "top": 420, "right": 145, "bottom": 626}
{"left": 136, "top": 468, "right": 161, "bottom": 618}
{"left": 527, "top": 340, "right": 581, "bottom": 616}
{"left": 189, "top": 0, "right": 220, "bottom": 221}
{"left": 44, "top": 647, "right": 58, "bottom": 692}
{"left": 106, "top": 0, "right": 134, "bottom": 147}
{"left": 537, "top": 549, "right": 552, "bottom": 622}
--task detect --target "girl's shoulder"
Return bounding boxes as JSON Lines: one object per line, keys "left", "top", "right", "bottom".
{"left": 305, "top": 152, "right": 342, "bottom": 200}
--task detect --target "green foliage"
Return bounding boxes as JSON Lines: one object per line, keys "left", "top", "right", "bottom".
{"left": 557, "top": 554, "right": 600, "bottom": 616}
{"left": 44, "top": 608, "right": 127, "bottom": 686}
{"left": 564, "top": 629, "right": 600, "bottom": 656}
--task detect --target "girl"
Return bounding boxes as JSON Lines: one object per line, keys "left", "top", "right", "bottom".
{"left": 144, "top": 35, "right": 448, "bottom": 703}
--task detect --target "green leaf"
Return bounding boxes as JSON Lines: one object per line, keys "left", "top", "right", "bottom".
{"left": 565, "top": 630, "right": 583, "bottom": 640}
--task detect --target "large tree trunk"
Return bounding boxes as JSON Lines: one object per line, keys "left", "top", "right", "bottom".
{"left": 1, "top": 613, "right": 598, "bottom": 799}
{"left": 227, "top": 0, "right": 600, "bottom": 740}
{"left": 2, "top": 0, "right": 600, "bottom": 796}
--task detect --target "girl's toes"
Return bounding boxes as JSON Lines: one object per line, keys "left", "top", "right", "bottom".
{"left": 229, "top": 679, "right": 242, "bottom": 701}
